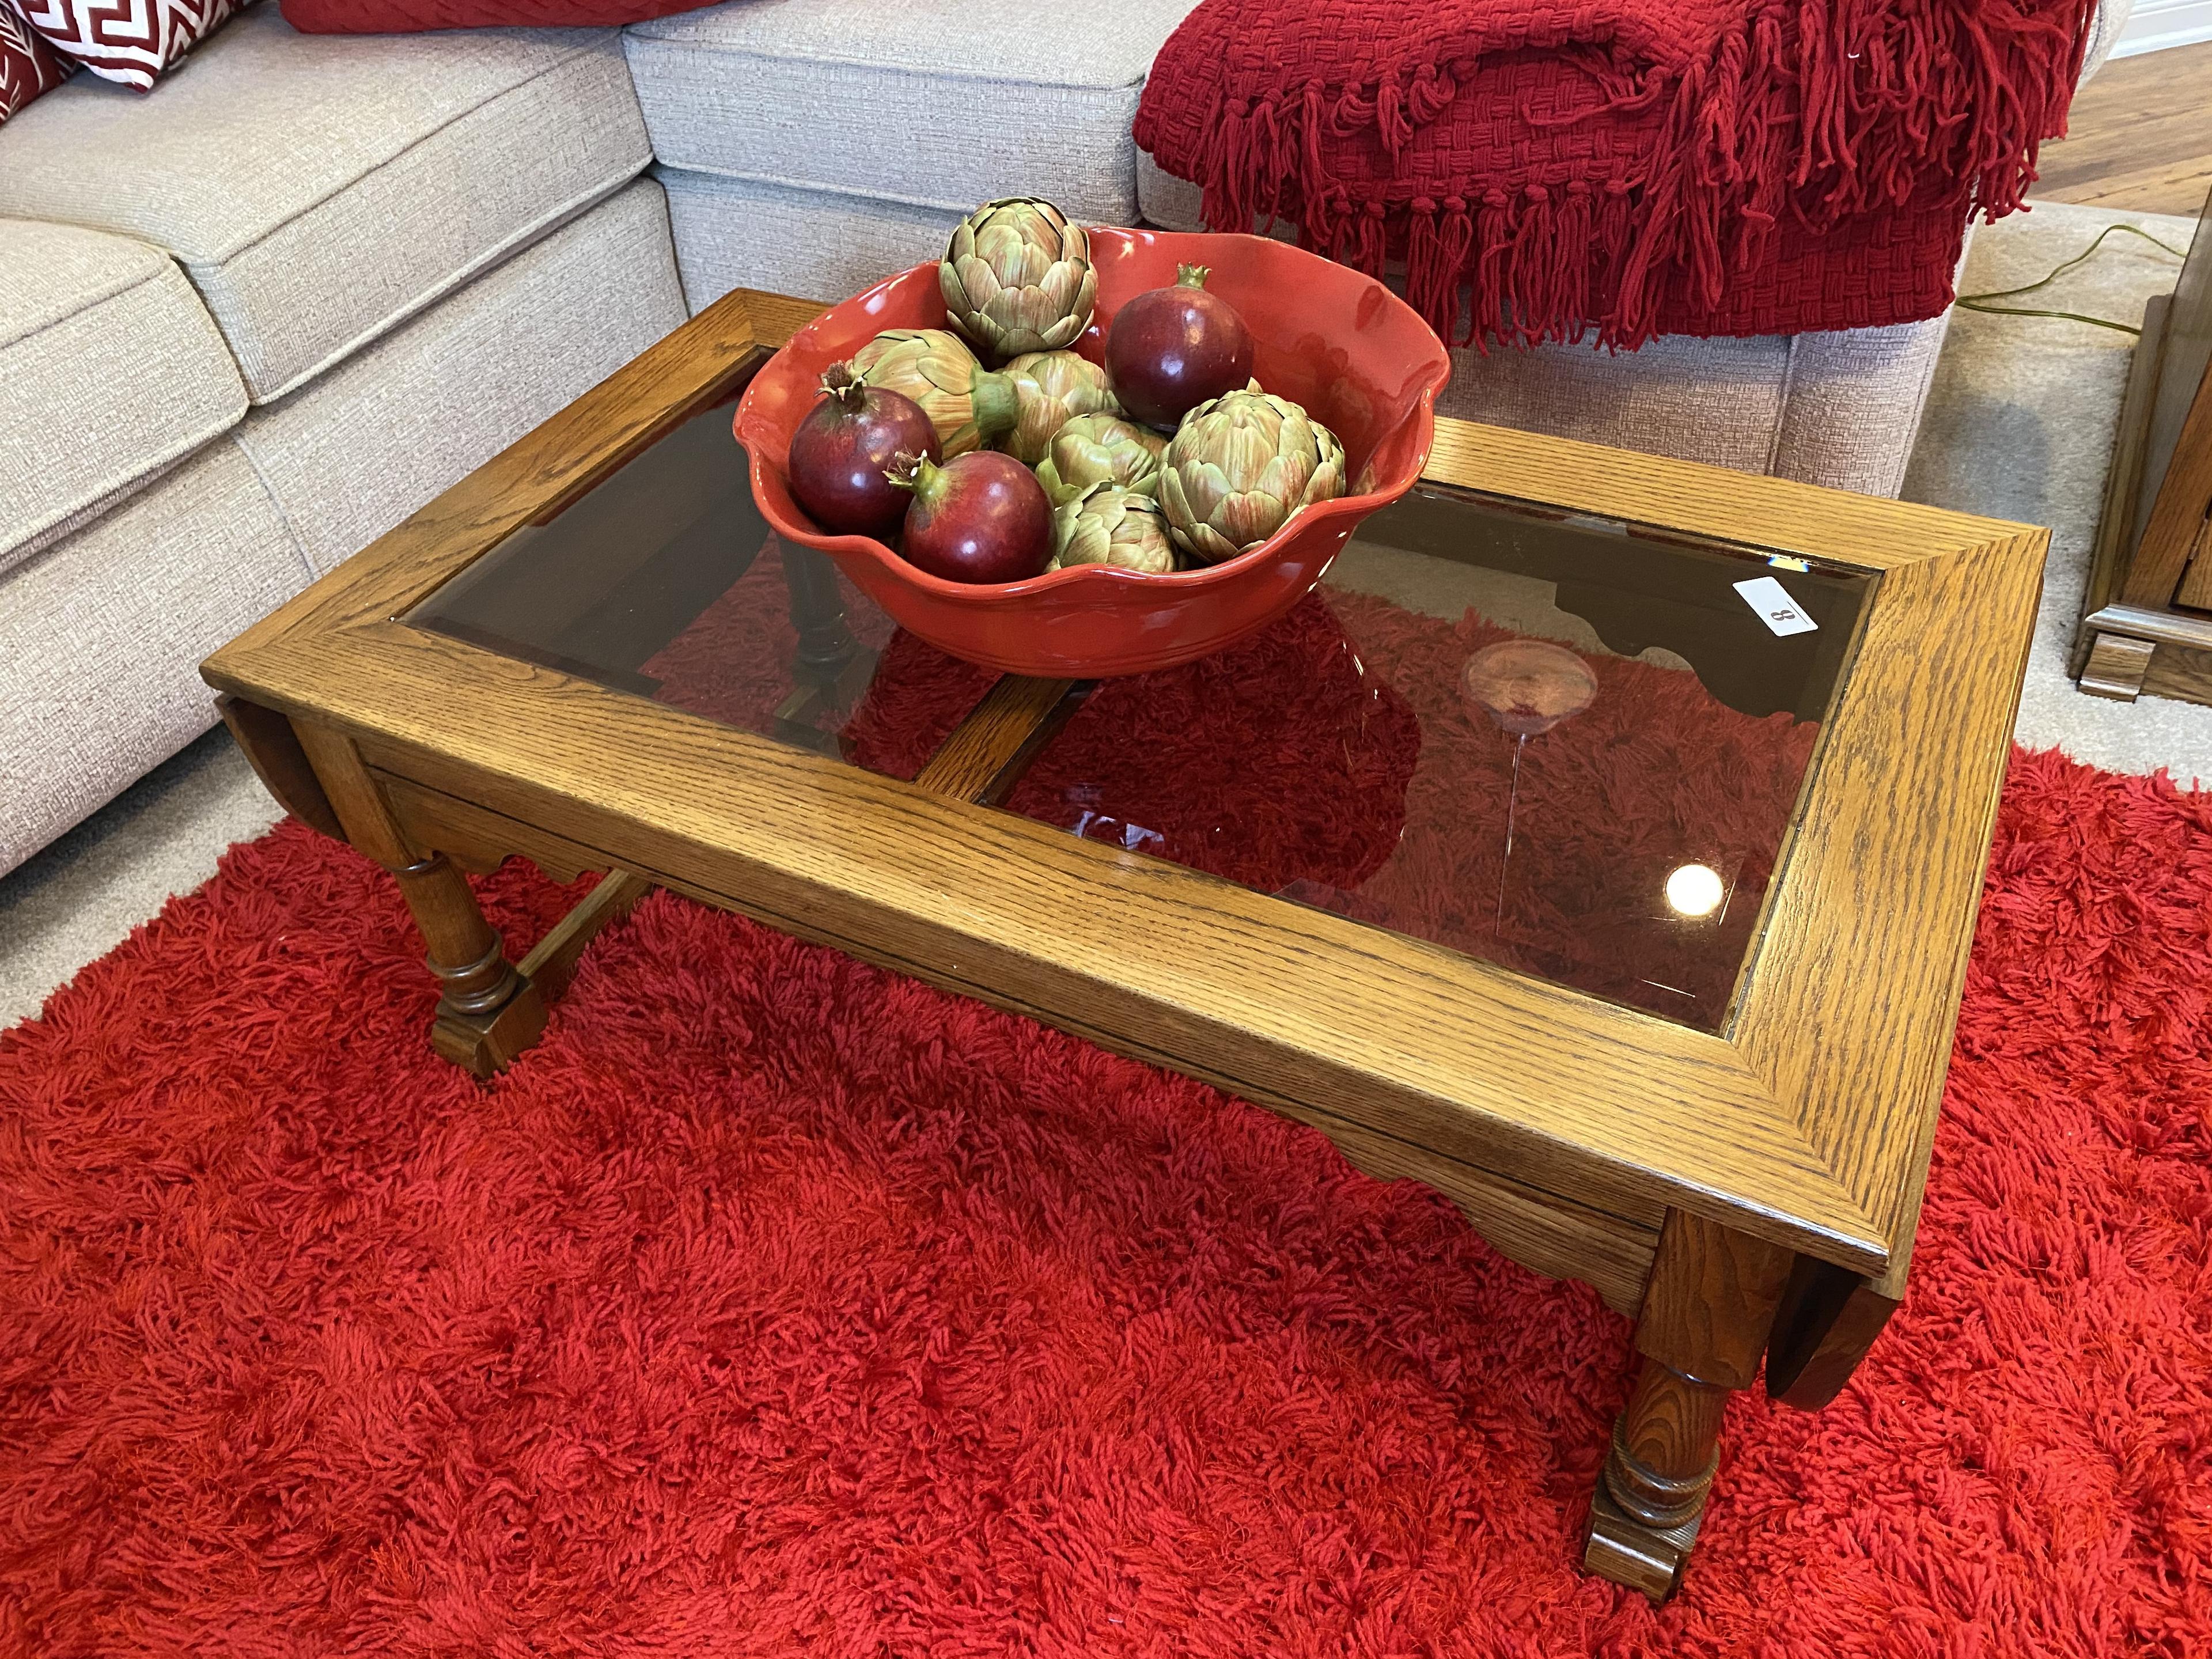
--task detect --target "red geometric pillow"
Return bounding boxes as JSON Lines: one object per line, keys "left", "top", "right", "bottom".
{"left": 17, "top": 0, "right": 250, "bottom": 92}
{"left": 0, "top": 0, "right": 73, "bottom": 120}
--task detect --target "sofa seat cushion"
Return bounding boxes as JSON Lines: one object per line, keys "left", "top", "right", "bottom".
{"left": 0, "top": 8, "right": 650, "bottom": 402}
{"left": 0, "top": 180, "right": 684, "bottom": 880}
{"left": 0, "top": 438, "right": 311, "bottom": 878}
{"left": 623, "top": 0, "right": 1199, "bottom": 224}
{"left": 1435, "top": 317, "right": 1953, "bottom": 499}
{"left": 0, "top": 219, "right": 248, "bottom": 577}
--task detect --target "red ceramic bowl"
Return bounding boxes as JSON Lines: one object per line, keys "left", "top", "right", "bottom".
{"left": 736, "top": 229, "right": 1451, "bottom": 678}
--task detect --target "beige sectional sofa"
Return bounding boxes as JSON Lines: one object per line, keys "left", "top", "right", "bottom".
{"left": 0, "top": 19, "right": 687, "bottom": 874}
{"left": 0, "top": 0, "right": 2125, "bottom": 876}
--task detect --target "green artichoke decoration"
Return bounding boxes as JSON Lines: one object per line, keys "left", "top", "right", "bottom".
{"left": 1159, "top": 389, "right": 1345, "bottom": 565}
{"left": 941, "top": 198, "right": 1097, "bottom": 365}
{"left": 999, "top": 350, "right": 1119, "bottom": 466}
{"left": 845, "top": 328, "right": 1018, "bottom": 457}
{"left": 1049, "top": 486, "right": 1177, "bottom": 574}
{"left": 1035, "top": 413, "right": 1168, "bottom": 507}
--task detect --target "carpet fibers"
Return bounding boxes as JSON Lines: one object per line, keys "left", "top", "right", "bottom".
{"left": 2, "top": 750, "right": 2209, "bottom": 1655}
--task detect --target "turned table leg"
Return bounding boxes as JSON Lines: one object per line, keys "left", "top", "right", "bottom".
{"left": 389, "top": 853, "right": 548, "bottom": 1073}
{"left": 293, "top": 719, "right": 547, "bottom": 1077}
{"left": 1583, "top": 1209, "right": 1794, "bottom": 1602}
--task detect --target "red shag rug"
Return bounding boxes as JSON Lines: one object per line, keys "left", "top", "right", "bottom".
{"left": 2, "top": 745, "right": 2210, "bottom": 1653}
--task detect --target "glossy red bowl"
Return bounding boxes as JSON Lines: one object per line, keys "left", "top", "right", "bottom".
{"left": 736, "top": 228, "right": 1451, "bottom": 678}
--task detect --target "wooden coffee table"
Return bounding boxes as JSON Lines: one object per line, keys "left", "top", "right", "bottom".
{"left": 202, "top": 286, "right": 2046, "bottom": 1602}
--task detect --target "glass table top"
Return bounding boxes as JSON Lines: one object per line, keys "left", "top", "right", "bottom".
{"left": 408, "top": 372, "right": 1873, "bottom": 1033}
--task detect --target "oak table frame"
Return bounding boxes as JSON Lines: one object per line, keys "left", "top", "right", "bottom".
{"left": 202, "top": 286, "right": 2046, "bottom": 1603}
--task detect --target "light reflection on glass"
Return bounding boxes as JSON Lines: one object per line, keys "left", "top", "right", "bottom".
{"left": 1665, "top": 863, "right": 1727, "bottom": 918}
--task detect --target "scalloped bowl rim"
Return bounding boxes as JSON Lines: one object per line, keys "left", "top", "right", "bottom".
{"left": 735, "top": 245, "right": 1448, "bottom": 605}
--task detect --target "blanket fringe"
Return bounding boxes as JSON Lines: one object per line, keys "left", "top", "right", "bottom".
{"left": 1137, "top": 0, "right": 2097, "bottom": 349}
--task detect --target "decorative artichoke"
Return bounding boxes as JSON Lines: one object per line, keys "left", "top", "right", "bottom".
{"left": 1049, "top": 486, "right": 1177, "bottom": 574}
{"left": 999, "top": 350, "right": 1120, "bottom": 466}
{"left": 1035, "top": 413, "right": 1168, "bottom": 507}
{"left": 940, "top": 198, "right": 1097, "bottom": 364}
{"left": 1159, "top": 389, "right": 1344, "bottom": 564}
{"left": 846, "top": 328, "right": 1017, "bottom": 457}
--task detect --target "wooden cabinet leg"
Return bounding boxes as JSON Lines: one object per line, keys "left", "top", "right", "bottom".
{"left": 293, "top": 720, "right": 546, "bottom": 1078}
{"left": 2077, "top": 631, "right": 2156, "bottom": 701}
{"left": 1582, "top": 1210, "right": 1794, "bottom": 1603}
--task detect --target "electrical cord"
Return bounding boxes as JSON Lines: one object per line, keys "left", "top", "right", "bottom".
{"left": 1952, "top": 221, "right": 2191, "bottom": 335}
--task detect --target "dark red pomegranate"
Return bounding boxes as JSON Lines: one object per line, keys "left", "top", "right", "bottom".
{"left": 1105, "top": 263, "right": 1256, "bottom": 431}
{"left": 786, "top": 366, "right": 940, "bottom": 536}
{"left": 888, "top": 450, "right": 1053, "bottom": 585}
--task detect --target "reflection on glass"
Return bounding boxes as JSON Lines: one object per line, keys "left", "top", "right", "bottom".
{"left": 998, "top": 484, "right": 1872, "bottom": 1030}
{"left": 403, "top": 393, "right": 1871, "bottom": 1036}
{"left": 404, "top": 384, "right": 993, "bottom": 777}
{"left": 1461, "top": 640, "right": 1599, "bottom": 736}
{"left": 1665, "top": 863, "right": 1728, "bottom": 918}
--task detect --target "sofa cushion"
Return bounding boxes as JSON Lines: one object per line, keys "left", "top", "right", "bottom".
{"left": 0, "top": 8, "right": 650, "bottom": 402}
{"left": 658, "top": 166, "right": 960, "bottom": 315}
{"left": 1768, "top": 319, "right": 1955, "bottom": 497}
{"left": 1435, "top": 316, "right": 1952, "bottom": 499}
{"left": 0, "top": 180, "right": 683, "bottom": 881}
{"left": 0, "top": 219, "right": 247, "bottom": 577}
{"left": 623, "top": 0, "right": 1200, "bottom": 224}
{"left": 0, "top": 439, "right": 310, "bottom": 878}
{"left": 1138, "top": 150, "right": 1206, "bottom": 232}
{"left": 236, "top": 178, "right": 687, "bottom": 577}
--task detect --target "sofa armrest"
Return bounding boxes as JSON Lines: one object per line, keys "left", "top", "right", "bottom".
{"left": 2079, "top": 0, "right": 2133, "bottom": 88}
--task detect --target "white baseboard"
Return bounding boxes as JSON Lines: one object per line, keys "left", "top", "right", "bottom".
{"left": 2111, "top": 0, "right": 2212, "bottom": 56}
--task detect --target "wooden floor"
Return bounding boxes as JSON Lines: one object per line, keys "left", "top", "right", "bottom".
{"left": 2036, "top": 40, "right": 2212, "bottom": 217}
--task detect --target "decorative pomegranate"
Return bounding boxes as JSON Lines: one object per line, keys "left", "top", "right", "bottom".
{"left": 888, "top": 450, "right": 1054, "bottom": 585}
{"left": 786, "top": 366, "right": 940, "bottom": 536}
{"left": 1105, "top": 264, "right": 1256, "bottom": 431}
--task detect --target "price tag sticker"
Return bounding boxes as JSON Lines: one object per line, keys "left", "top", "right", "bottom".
{"left": 1733, "top": 575, "right": 1818, "bottom": 637}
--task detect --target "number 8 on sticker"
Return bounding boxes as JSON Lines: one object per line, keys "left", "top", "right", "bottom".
{"left": 1734, "top": 575, "right": 1818, "bottom": 637}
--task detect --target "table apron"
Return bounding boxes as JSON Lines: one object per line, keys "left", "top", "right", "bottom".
{"left": 369, "top": 760, "right": 1667, "bottom": 1313}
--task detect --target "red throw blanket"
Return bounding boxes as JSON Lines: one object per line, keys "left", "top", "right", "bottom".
{"left": 1133, "top": 0, "right": 2096, "bottom": 349}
